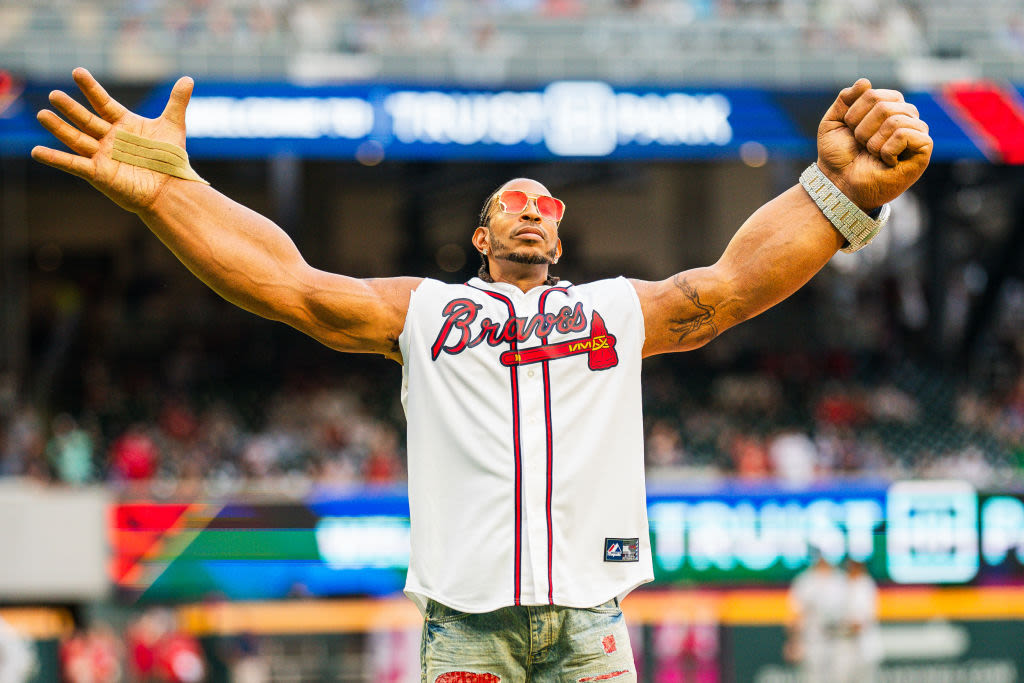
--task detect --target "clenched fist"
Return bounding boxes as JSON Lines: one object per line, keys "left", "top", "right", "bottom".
{"left": 817, "top": 78, "right": 933, "bottom": 210}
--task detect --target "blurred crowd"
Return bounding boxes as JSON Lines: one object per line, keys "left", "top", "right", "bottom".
{"left": 58, "top": 610, "right": 213, "bottom": 683}
{"left": 642, "top": 353, "right": 1024, "bottom": 487}
{"left": 2, "top": 0, "right": 1021, "bottom": 73}
{"left": 0, "top": 367, "right": 407, "bottom": 492}
{"left": 262, "top": 0, "right": 931, "bottom": 58}
{"left": 1, "top": 346, "right": 1022, "bottom": 491}
{"left": 0, "top": 609, "right": 214, "bottom": 683}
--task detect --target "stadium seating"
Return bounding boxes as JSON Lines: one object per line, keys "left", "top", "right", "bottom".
{"left": 1, "top": 0, "right": 1022, "bottom": 83}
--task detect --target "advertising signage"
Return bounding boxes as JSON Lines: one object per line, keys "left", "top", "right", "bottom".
{"left": 161, "top": 81, "right": 802, "bottom": 161}
{"left": 112, "top": 480, "right": 1024, "bottom": 603}
{"left": 646, "top": 480, "right": 1007, "bottom": 586}
{"left": 2, "top": 71, "right": 1003, "bottom": 162}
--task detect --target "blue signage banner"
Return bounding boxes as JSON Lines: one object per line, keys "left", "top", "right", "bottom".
{"left": 645, "top": 479, "right": 1019, "bottom": 587}
{"left": 1, "top": 75, "right": 995, "bottom": 162}
{"left": 139, "top": 81, "right": 808, "bottom": 161}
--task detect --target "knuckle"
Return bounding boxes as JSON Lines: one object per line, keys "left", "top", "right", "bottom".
{"left": 896, "top": 103, "right": 918, "bottom": 120}
{"left": 903, "top": 115, "right": 921, "bottom": 130}
{"left": 877, "top": 100, "right": 899, "bottom": 116}
{"left": 883, "top": 131, "right": 904, "bottom": 148}
{"left": 876, "top": 88, "right": 905, "bottom": 102}
{"left": 887, "top": 115, "right": 917, "bottom": 135}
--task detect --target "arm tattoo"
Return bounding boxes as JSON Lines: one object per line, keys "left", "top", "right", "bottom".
{"left": 668, "top": 275, "right": 718, "bottom": 343}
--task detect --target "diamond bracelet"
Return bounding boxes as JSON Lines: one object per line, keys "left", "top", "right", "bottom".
{"left": 799, "top": 163, "right": 890, "bottom": 253}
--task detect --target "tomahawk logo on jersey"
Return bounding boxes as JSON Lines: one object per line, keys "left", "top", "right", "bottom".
{"left": 430, "top": 297, "right": 618, "bottom": 369}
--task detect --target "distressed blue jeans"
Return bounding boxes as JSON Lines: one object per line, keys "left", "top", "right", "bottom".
{"left": 420, "top": 598, "right": 637, "bottom": 683}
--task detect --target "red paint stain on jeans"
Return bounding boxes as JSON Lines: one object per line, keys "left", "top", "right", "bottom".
{"left": 435, "top": 673, "right": 500, "bottom": 683}
{"left": 602, "top": 634, "right": 617, "bottom": 654}
{"left": 578, "top": 671, "right": 630, "bottom": 682}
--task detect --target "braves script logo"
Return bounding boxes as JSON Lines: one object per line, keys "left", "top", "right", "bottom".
{"left": 431, "top": 298, "right": 618, "bottom": 370}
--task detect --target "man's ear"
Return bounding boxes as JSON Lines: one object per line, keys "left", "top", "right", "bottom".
{"left": 472, "top": 227, "right": 489, "bottom": 254}
{"left": 555, "top": 239, "right": 563, "bottom": 261}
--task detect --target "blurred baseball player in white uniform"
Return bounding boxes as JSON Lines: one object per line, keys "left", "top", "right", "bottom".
{"left": 33, "top": 68, "right": 931, "bottom": 681}
{"left": 838, "top": 559, "right": 882, "bottom": 682}
{"left": 786, "top": 551, "right": 848, "bottom": 682}
{"left": 787, "top": 555, "right": 882, "bottom": 683}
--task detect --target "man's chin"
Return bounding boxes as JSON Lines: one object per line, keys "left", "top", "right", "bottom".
{"left": 502, "top": 249, "right": 555, "bottom": 266}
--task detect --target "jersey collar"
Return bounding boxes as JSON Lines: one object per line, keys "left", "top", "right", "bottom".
{"left": 467, "top": 277, "right": 572, "bottom": 297}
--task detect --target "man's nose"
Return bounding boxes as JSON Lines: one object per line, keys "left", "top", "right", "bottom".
{"left": 520, "top": 200, "right": 542, "bottom": 221}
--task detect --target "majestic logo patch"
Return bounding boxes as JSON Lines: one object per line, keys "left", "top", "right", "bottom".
{"left": 604, "top": 538, "right": 639, "bottom": 562}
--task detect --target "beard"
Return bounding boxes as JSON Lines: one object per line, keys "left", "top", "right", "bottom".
{"left": 488, "top": 230, "right": 558, "bottom": 265}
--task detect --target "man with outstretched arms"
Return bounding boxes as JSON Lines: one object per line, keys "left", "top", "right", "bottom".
{"left": 33, "top": 68, "right": 931, "bottom": 682}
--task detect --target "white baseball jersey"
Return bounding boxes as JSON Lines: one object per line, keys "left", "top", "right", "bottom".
{"left": 789, "top": 564, "right": 849, "bottom": 680}
{"left": 844, "top": 573, "right": 883, "bottom": 666}
{"left": 399, "top": 276, "right": 653, "bottom": 614}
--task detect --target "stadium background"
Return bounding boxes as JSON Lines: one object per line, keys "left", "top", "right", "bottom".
{"left": 2, "top": 0, "right": 1024, "bottom": 681}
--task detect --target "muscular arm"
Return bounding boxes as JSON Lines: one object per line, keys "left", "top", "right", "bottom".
{"left": 634, "top": 78, "right": 932, "bottom": 358}
{"left": 31, "top": 68, "right": 419, "bottom": 362}
{"left": 633, "top": 185, "right": 843, "bottom": 356}
{"left": 139, "top": 180, "right": 419, "bottom": 360}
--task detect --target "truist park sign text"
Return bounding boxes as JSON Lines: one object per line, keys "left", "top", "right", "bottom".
{"left": 161, "top": 81, "right": 802, "bottom": 160}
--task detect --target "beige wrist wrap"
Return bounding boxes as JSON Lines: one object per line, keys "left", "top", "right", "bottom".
{"left": 111, "top": 129, "right": 209, "bottom": 184}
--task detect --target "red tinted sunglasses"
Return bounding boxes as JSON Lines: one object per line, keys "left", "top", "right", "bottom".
{"left": 497, "top": 190, "right": 566, "bottom": 222}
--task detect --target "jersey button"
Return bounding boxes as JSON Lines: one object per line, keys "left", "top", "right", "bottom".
{"left": 527, "top": 369, "right": 536, "bottom": 378}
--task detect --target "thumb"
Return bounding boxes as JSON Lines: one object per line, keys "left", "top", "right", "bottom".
{"left": 161, "top": 76, "right": 194, "bottom": 127}
{"left": 821, "top": 78, "right": 872, "bottom": 126}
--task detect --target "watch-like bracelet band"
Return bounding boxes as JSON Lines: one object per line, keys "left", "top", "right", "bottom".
{"left": 799, "top": 163, "right": 890, "bottom": 253}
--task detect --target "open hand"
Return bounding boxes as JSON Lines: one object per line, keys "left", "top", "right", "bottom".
{"left": 31, "top": 67, "right": 196, "bottom": 213}
{"left": 816, "top": 78, "right": 932, "bottom": 210}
